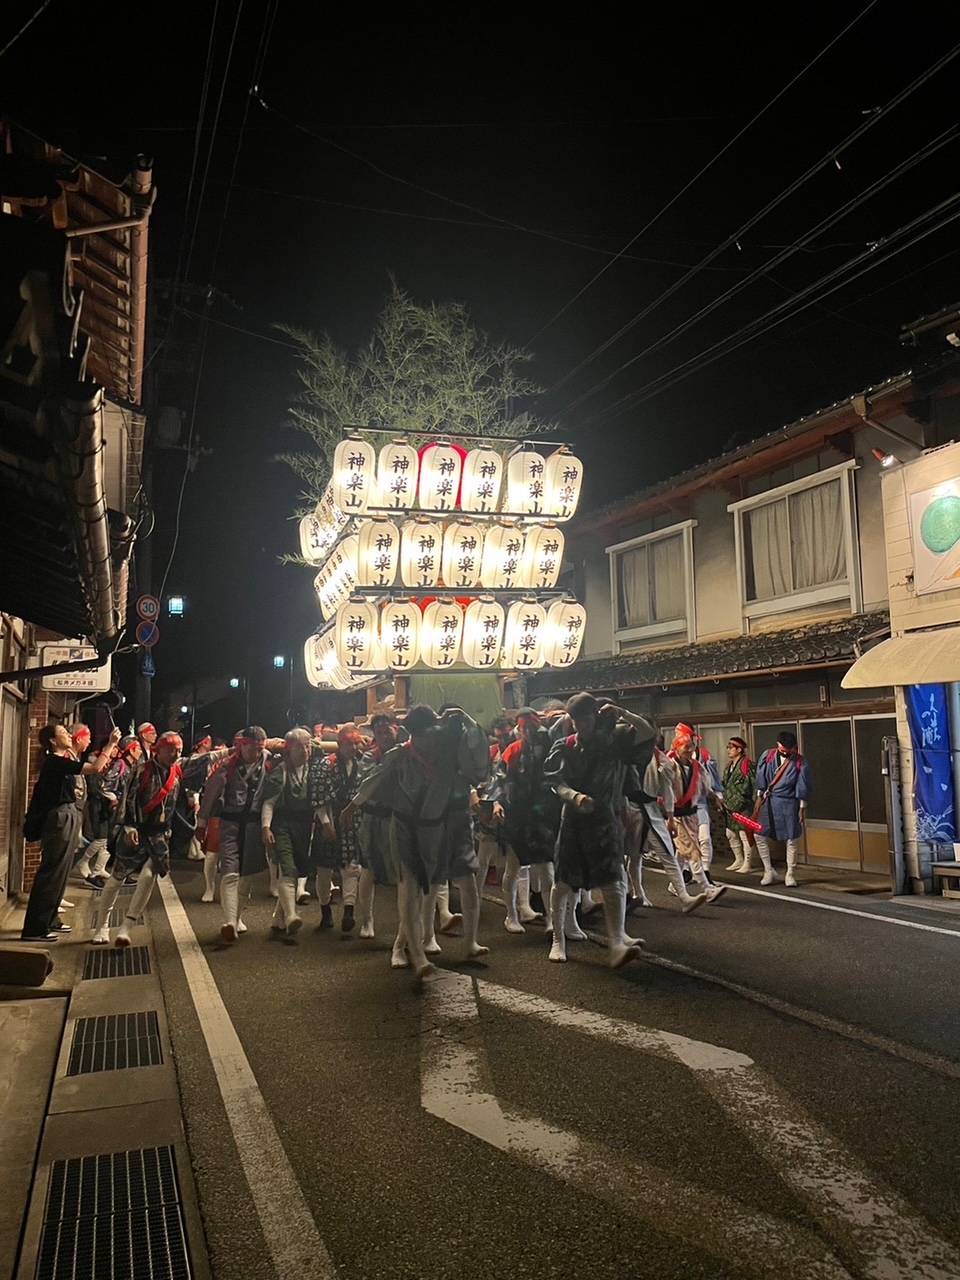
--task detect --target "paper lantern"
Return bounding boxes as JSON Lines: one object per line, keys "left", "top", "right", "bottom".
{"left": 335, "top": 599, "right": 379, "bottom": 672}
{"left": 418, "top": 441, "right": 463, "bottom": 512}
{"left": 331, "top": 435, "right": 376, "bottom": 514}
{"left": 520, "top": 523, "right": 565, "bottom": 589}
{"left": 380, "top": 599, "right": 421, "bottom": 671}
{"left": 299, "top": 481, "right": 347, "bottom": 563}
{"left": 421, "top": 600, "right": 463, "bottom": 669}
{"left": 303, "top": 634, "right": 334, "bottom": 688}
{"left": 377, "top": 439, "right": 419, "bottom": 511}
{"left": 544, "top": 600, "right": 587, "bottom": 667}
{"left": 461, "top": 447, "right": 504, "bottom": 514}
{"left": 357, "top": 518, "right": 400, "bottom": 587}
{"left": 544, "top": 449, "right": 584, "bottom": 521}
{"left": 401, "top": 518, "right": 443, "bottom": 589}
{"left": 314, "top": 534, "right": 359, "bottom": 620}
{"left": 319, "top": 628, "right": 352, "bottom": 690}
{"left": 462, "top": 597, "right": 505, "bottom": 669}
{"left": 441, "top": 520, "right": 485, "bottom": 589}
{"left": 503, "top": 600, "right": 547, "bottom": 669}
{"left": 506, "top": 450, "right": 547, "bottom": 515}
{"left": 480, "top": 523, "right": 526, "bottom": 589}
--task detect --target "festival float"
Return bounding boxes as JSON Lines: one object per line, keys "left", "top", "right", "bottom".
{"left": 300, "top": 428, "right": 587, "bottom": 701}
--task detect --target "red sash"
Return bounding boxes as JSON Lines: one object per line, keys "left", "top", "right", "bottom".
{"left": 140, "top": 761, "right": 182, "bottom": 817}
{"left": 673, "top": 756, "right": 702, "bottom": 810}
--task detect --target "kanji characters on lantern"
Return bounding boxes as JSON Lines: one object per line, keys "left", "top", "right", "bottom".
{"left": 335, "top": 600, "right": 379, "bottom": 671}
{"left": 331, "top": 435, "right": 376, "bottom": 513}
{"left": 543, "top": 599, "right": 587, "bottom": 667}
{"left": 507, "top": 449, "right": 547, "bottom": 515}
{"left": 357, "top": 518, "right": 400, "bottom": 587}
{"left": 314, "top": 534, "right": 359, "bottom": 620}
{"left": 400, "top": 518, "right": 443, "bottom": 589}
{"left": 462, "top": 598, "right": 505, "bottom": 668}
{"left": 380, "top": 600, "right": 421, "bottom": 670}
{"left": 480, "top": 523, "right": 526, "bottom": 589}
{"left": 520, "top": 523, "right": 565, "bottom": 589}
{"left": 376, "top": 439, "right": 419, "bottom": 511}
{"left": 421, "top": 600, "right": 464, "bottom": 669}
{"left": 503, "top": 600, "right": 547, "bottom": 668}
{"left": 460, "top": 447, "right": 504, "bottom": 513}
{"left": 544, "top": 448, "right": 583, "bottom": 520}
{"left": 418, "top": 441, "right": 464, "bottom": 512}
{"left": 441, "top": 520, "right": 485, "bottom": 589}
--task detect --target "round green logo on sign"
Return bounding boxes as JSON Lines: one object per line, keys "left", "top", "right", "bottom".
{"left": 920, "top": 494, "right": 960, "bottom": 555}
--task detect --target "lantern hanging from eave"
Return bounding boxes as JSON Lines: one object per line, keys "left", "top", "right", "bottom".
{"left": 377, "top": 439, "right": 419, "bottom": 512}
{"left": 331, "top": 435, "right": 376, "bottom": 514}
{"left": 303, "top": 634, "right": 333, "bottom": 688}
{"left": 335, "top": 599, "right": 379, "bottom": 672}
{"left": 417, "top": 440, "right": 464, "bottom": 513}
{"left": 460, "top": 447, "right": 504, "bottom": 514}
{"left": 357, "top": 518, "right": 400, "bottom": 587}
{"left": 441, "top": 520, "right": 485, "bottom": 589}
{"left": 315, "top": 534, "right": 359, "bottom": 619}
{"left": 380, "top": 599, "right": 421, "bottom": 671}
{"left": 400, "top": 518, "right": 443, "bottom": 589}
{"left": 480, "top": 523, "right": 526, "bottom": 589}
{"left": 543, "top": 448, "right": 584, "bottom": 521}
{"left": 503, "top": 599, "right": 547, "bottom": 669}
{"left": 544, "top": 600, "right": 587, "bottom": 667}
{"left": 506, "top": 449, "right": 547, "bottom": 515}
{"left": 422, "top": 599, "right": 464, "bottom": 669}
{"left": 462, "top": 597, "right": 505, "bottom": 669}
{"left": 520, "top": 523, "right": 565, "bottom": 589}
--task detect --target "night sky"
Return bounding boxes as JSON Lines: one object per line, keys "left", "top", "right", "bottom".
{"left": 5, "top": 2, "right": 960, "bottom": 727}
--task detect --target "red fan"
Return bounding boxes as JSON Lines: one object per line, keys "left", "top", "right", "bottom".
{"left": 730, "top": 810, "right": 763, "bottom": 834}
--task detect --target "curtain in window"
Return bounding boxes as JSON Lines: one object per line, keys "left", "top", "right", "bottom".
{"left": 790, "top": 479, "right": 844, "bottom": 589}
{"left": 652, "top": 534, "right": 684, "bottom": 620}
{"left": 746, "top": 501, "right": 790, "bottom": 600}
{"left": 617, "top": 545, "right": 650, "bottom": 627}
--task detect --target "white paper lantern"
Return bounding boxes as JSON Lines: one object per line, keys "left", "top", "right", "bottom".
{"left": 544, "top": 449, "right": 584, "bottom": 521}
{"left": 544, "top": 600, "right": 587, "bottom": 667}
{"left": 480, "top": 523, "right": 526, "bottom": 589}
{"left": 400, "top": 518, "right": 443, "bottom": 589}
{"left": 314, "top": 534, "right": 359, "bottom": 619}
{"left": 422, "top": 600, "right": 463, "bottom": 669}
{"left": 520, "top": 523, "right": 565, "bottom": 589}
{"left": 318, "top": 628, "right": 352, "bottom": 690}
{"left": 303, "top": 634, "right": 334, "bottom": 688}
{"left": 462, "top": 598, "right": 505, "bottom": 669}
{"left": 503, "top": 600, "right": 547, "bottom": 669}
{"left": 331, "top": 435, "right": 376, "bottom": 514}
{"left": 418, "top": 441, "right": 463, "bottom": 512}
{"left": 441, "top": 520, "right": 485, "bottom": 589}
{"left": 335, "top": 599, "right": 379, "bottom": 672}
{"left": 460, "top": 447, "right": 504, "bottom": 514}
{"left": 357, "top": 518, "right": 400, "bottom": 587}
{"left": 377, "top": 439, "right": 419, "bottom": 511}
{"left": 380, "top": 600, "right": 421, "bottom": 671}
{"left": 506, "top": 450, "right": 547, "bottom": 515}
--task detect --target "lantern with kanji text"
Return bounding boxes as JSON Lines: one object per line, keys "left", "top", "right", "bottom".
{"left": 400, "top": 518, "right": 443, "bottom": 589}
{"left": 376, "top": 439, "right": 419, "bottom": 511}
{"left": 335, "top": 599, "right": 379, "bottom": 672}
{"left": 520, "top": 523, "right": 564, "bottom": 589}
{"left": 462, "top": 597, "right": 505, "bottom": 669}
{"left": 441, "top": 520, "right": 485, "bottom": 589}
{"left": 460, "top": 447, "right": 504, "bottom": 514}
{"left": 417, "top": 440, "right": 464, "bottom": 512}
{"left": 543, "top": 600, "right": 587, "bottom": 667}
{"left": 480, "top": 523, "right": 526, "bottom": 589}
{"left": 543, "top": 448, "right": 584, "bottom": 521}
{"left": 331, "top": 435, "right": 376, "bottom": 514}
{"left": 421, "top": 600, "right": 464, "bottom": 669}
{"left": 503, "top": 599, "right": 546, "bottom": 669}
{"left": 380, "top": 600, "right": 421, "bottom": 671}
{"left": 506, "top": 449, "right": 547, "bottom": 515}
{"left": 357, "top": 518, "right": 400, "bottom": 587}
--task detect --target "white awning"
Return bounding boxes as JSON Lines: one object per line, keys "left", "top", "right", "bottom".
{"left": 842, "top": 630, "right": 960, "bottom": 688}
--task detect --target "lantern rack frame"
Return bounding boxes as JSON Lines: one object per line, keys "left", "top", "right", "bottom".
{"left": 345, "top": 588, "right": 573, "bottom": 601}
{"left": 340, "top": 424, "right": 575, "bottom": 451}
{"left": 358, "top": 505, "right": 564, "bottom": 524}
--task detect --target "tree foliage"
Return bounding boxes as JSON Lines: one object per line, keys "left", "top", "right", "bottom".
{"left": 279, "top": 283, "right": 552, "bottom": 513}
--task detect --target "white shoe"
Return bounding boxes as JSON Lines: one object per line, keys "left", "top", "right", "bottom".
{"left": 760, "top": 870, "right": 779, "bottom": 886}
{"left": 518, "top": 906, "right": 541, "bottom": 923}
{"left": 784, "top": 871, "right": 797, "bottom": 887}
{"left": 468, "top": 943, "right": 490, "bottom": 958}
{"left": 548, "top": 939, "right": 567, "bottom": 963}
{"left": 424, "top": 939, "right": 442, "bottom": 955}
{"left": 237, "top": 918, "right": 247, "bottom": 934}
{"left": 91, "top": 925, "right": 110, "bottom": 945}
{"left": 391, "top": 941, "right": 409, "bottom": 969}
{"left": 115, "top": 927, "right": 132, "bottom": 948}
{"left": 201, "top": 890, "right": 215, "bottom": 903}
{"left": 608, "top": 943, "right": 641, "bottom": 970}
{"left": 681, "top": 893, "right": 708, "bottom": 914}
{"left": 60, "top": 899, "right": 75, "bottom": 909}
{"left": 564, "top": 918, "right": 589, "bottom": 941}
{"left": 706, "top": 884, "right": 728, "bottom": 902}
{"left": 726, "top": 859, "right": 743, "bottom": 872}
{"left": 504, "top": 917, "right": 525, "bottom": 934}
{"left": 359, "top": 920, "right": 375, "bottom": 938}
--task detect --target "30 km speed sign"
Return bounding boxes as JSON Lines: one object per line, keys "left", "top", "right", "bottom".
{"left": 136, "top": 620, "right": 160, "bottom": 648}
{"left": 137, "top": 595, "right": 161, "bottom": 622}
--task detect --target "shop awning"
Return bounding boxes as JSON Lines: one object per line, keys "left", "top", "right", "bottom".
{"left": 842, "top": 630, "right": 960, "bottom": 688}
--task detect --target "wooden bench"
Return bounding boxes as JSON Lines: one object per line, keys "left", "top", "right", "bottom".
{"left": 932, "top": 862, "right": 960, "bottom": 899}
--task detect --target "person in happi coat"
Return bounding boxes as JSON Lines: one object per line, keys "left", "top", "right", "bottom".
{"left": 542, "top": 694, "right": 655, "bottom": 968}
{"left": 666, "top": 732, "right": 726, "bottom": 905}
{"left": 754, "top": 730, "right": 813, "bottom": 887}
{"left": 92, "top": 731, "right": 185, "bottom": 947}
{"left": 309, "top": 724, "right": 365, "bottom": 932}
{"left": 491, "top": 708, "right": 560, "bottom": 933}
{"left": 199, "top": 725, "right": 273, "bottom": 943}
{"left": 668, "top": 724, "right": 721, "bottom": 878}
{"left": 354, "top": 713, "right": 400, "bottom": 939}
{"left": 625, "top": 741, "right": 708, "bottom": 914}
{"left": 260, "top": 728, "right": 316, "bottom": 939}
{"left": 343, "top": 705, "right": 490, "bottom": 979}
{"left": 721, "top": 737, "right": 757, "bottom": 872}
{"left": 73, "top": 724, "right": 117, "bottom": 888}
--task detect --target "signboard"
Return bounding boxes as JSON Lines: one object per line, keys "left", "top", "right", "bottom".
{"left": 909, "top": 478, "right": 960, "bottom": 596}
{"left": 136, "top": 620, "right": 160, "bottom": 648}
{"left": 136, "top": 594, "right": 161, "bottom": 621}
{"left": 140, "top": 650, "right": 156, "bottom": 678}
{"left": 40, "top": 644, "right": 112, "bottom": 693}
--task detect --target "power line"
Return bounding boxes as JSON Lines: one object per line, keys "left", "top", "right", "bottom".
{"left": 523, "top": 0, "right": 882, "bottom": 346}
{"left": 555, "top": 121, "right": 960, "bottom": 418}
{"left": 579, "top": 193, "right": 960, "bottom": 427}
{"left": 542, "top": 37, "right": 960, "bottom": 401}
{"left": 0, "top": 0, "right": 53, "bottom": 60}
{"left": 176, "top": 306, "right": 301, "bottom": 349}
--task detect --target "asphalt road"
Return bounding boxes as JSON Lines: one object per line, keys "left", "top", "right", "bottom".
{"left": 150, "top": 863, "right": 960, "bottom": 1280}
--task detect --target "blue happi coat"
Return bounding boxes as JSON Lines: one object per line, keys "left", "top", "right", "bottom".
{"left": 755, "top": 749, "right": 812, "bottom": 841}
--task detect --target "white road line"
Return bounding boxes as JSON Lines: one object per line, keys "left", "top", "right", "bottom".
{"left": 471, "top": 977, "right": 960, "bottom": 1280}
{"left": 423, "top": 973, "right": 852, "bottom": 1280}
{"left": 157, "top": 874, "right": 337, "bottom": 1280}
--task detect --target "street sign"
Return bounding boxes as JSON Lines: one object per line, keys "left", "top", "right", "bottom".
{"left": 136, "top": 594, "right": 161, "bottom": 622}
{"left": 140, "top": 650, "right": 156, "bottom": 678}
{"left": 136, "top": 620, "right": 160, "bottom": 648}
{"left": 40, "top": 643, "right": 112, "bottom": 693}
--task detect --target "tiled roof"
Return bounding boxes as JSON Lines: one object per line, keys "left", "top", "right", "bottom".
{"left": 529, "top": 610, "right": 891, "bottom": 697}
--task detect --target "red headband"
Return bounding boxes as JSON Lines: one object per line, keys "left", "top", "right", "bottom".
{"left": 72, "top": 726, "right": 91, "bottom": 743}
{"left": 157, "top": 732, "right": 183, "bottom": 749}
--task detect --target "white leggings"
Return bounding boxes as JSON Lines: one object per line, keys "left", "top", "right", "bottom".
{"left": 315, "top": 864, "right": 360, "bottom": 907}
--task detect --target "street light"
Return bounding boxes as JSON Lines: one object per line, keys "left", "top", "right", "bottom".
{"left": 229, "top": 677, "right": 240, "bottom": 689}
{"left": 180, "top": 704, "right": 189, "bottom": 714}
{"left": 273, "top": 655, "right": 286, "bottom": 669}
{"left": 168, "top": 595, "right": 185, "bottom": 617}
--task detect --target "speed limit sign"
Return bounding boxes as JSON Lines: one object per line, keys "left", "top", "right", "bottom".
{"left": 137, "top": 595, "right": 161, "bottom": 622}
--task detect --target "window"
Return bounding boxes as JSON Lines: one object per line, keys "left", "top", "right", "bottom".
{"left": 607, "top": 520, "right": 696, "bottom": 651}
{"left": 729, "top": 461, "right": 861, "bottom": 622}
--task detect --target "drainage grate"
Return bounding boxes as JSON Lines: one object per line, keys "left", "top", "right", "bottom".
{"left": 67, "top": 1012, "right": 162, "bottom": 1076}
{"left": 106, "top": 905, "right": 143, "bottom": 929}
{"left": 36, "top": 1146, "right": 192, "bottom": 1280}
{"left": 82, "top": 947, "right": 151, "bottom": 981}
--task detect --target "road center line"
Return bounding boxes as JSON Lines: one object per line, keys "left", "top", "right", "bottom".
{"left": 157, "top": 874, "right": 337, "bottom": 1280}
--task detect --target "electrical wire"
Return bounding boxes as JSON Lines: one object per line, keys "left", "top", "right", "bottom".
{"left": 524, "top": 0, "right": 882, "bottom": 346}
{"left": 541, "top": 37, "right": 960, "bottom": 399}
{"left": 0, "top": 0, "right": 53, "bottom": 60}
{"left": 555, "top": 121, "right": 960, "bottom": 417}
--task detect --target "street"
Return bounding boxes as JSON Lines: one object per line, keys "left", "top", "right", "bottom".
{"left": 148, "top": 865, "right": 960, "bottom": 1280}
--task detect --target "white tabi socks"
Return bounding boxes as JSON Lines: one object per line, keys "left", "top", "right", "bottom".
{"left": 276, "top": 877, "right": 302, "bottom": 938}
{"left": 116, "top": 864, "right": 157, "bottom": 948}
{"left": 357, "top": 867, "right": 376, "bottom": 938}
{"left": 533, "top": 860, "right": 555, "bottom": 930}
{"left": 398, "top": 870, "right": 432, "bottom": 980}
{"left": 754, "top": 836, "right": 780, "bottom": 886}
{"left": 549, "top": 882, "right": 571, "bottom": 962}
{"left": 517, "top": 867, "right": 540, "bottom": 923}
{"left": 202, "top": 850, "right": 218, "bottom": 902}
{"left": 454, "top": 874, "right": 487, "bottom": 958}
{"left": 501, "top": 853, "right": 524, "bottom": 933}
{"left": 602, "top": 875, "right": 642, "bottom": 969}
{"left": 91, "top": 873, "right": 125, "bottom": 944}
{"left": 220, "top": 872, "right": 240, "bottom": 943}
{"left": 422, "top": 887, "right": 443, "bottom": 954}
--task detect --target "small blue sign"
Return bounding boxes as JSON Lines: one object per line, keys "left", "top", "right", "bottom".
{"left": 140, "top": 650, "right": 156, "bottom": 678}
